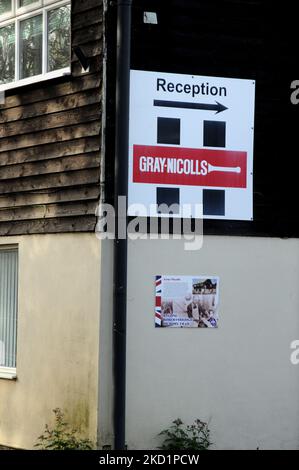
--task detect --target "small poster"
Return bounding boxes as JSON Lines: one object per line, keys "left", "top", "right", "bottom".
{"left": 155, "top": 275, "right": 220, "bottom": 328}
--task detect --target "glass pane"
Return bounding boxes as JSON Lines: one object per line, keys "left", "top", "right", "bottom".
{"left": 0, "top": 23, "right": 15, "bottom": 85}
{"left": 0, "top": 250, "right": 18, "bottom": 369}
{"left": 19, "top": 0, "right": 38, "bottom": 7}
{"left": 0, "top": 0, "right": 12, "bottom": 16}
{"left": 20, "top": 14, "right": 42, "bottom": 79}
{"left": 48, "top": 4, "right": 71, "bottom": 72}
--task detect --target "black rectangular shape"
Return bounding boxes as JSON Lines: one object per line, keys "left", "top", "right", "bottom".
{"left": 203, "top": 189, "right": 225, "bottom": 216}
{"left": 154, "top": 100, "right": 227, "bottom": 113}
{"left": 203, "top": 121, "right": 226, "bottom": 147}
{"left": 157, "top": 117, "right": 180, "bottom": 145}
{"left": 156, "top": 187, "right": 180, "bottom": 214}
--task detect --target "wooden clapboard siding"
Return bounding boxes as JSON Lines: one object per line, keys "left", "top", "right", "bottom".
{"left": 0, "top": 216, "right": 97, "bottom": 236}
{"left": 0, "top": 201, "right": 97, "bottom": 222}
{"left": 0, "top": 187, "right": 100, "bottom": 209}
{"left": 0, "top": 169, "right": 100, "bottom": 194}
{"left": 73, "top": 6, "right": 102, "bottom": 30}
{"left": 0, "top": 123, "right": 101, "bottom": 153}
{"left": 0, "top": 90, "right": 101, "bottom": 123}
{"left": 0, "top": 153, "right": 101, "bottom": 179}
{"left": 0, "top": 104, "right": 101, "bottom": 138}
{"left": 2, "top": 75, "right": 101, "bottom": 109}
{"left": 0, "top": 0, "right": 103, "bottom": 236}
{"left": 0, "top": 137, "right": 100, "bottom": 166}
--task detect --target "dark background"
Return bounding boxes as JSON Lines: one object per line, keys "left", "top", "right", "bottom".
{"left": 106, "top": 0, "right": 299, "bottom": 237}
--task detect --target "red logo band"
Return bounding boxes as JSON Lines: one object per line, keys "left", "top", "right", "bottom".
{"left": 133, "top": 145, "right": 247, "bottom": 188}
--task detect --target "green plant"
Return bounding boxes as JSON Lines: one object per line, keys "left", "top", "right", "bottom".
{"left": 35, "top": 408, "right": 94, "bottom": 450}
{"left": 159, "top": 418, "right": 211, "bottom": 450}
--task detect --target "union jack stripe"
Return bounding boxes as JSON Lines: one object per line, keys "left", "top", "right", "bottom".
{"left": 155, "top": 275, "right": 162, "bottom": 326}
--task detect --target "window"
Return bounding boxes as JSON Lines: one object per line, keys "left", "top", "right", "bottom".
{"left": 0, "top": 247, "right": 18, "bottom": 380}
{"left": 0, "top": 0, "right": 71, "bottom": 91}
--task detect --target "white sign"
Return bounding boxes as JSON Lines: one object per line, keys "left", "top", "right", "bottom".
{"left": 128, "top": 70, "right": 255, "bottom": 220}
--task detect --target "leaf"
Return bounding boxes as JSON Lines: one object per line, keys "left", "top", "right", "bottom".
{"left": 158, "top": 418, "right": 211, "bottom": 451}
{"left": 35, "top": 408, "right": 94, "bottom": 450}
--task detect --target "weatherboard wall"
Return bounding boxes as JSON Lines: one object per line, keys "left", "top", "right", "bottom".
{"left": 0, "top": 0, "right": 103, "bottom": 236}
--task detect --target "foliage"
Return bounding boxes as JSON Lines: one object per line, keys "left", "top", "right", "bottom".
{"left": 159, "top": 418, "right": 211, "bottom": 450}
{"left": 35, "top": 408, "right": 94, "bottom": 450}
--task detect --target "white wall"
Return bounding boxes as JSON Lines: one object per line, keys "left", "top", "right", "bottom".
{"left": 0, "top": 233, "right": 101, "bottom": 449}
{"left": 126, "top": 236, "right": 299, "bottom": 449}
{"left": 97, "top": 239, "right": 114, "bottom": 448}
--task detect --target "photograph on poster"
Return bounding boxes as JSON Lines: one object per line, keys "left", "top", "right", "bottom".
{"left": 155, "top": 275, "right": 220, "bottom": 328}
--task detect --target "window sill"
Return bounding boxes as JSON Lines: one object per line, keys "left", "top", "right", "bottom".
{"left": 0, "top": 367, "right": 17, "bottom": 380}
{"left": 0, "top": 67, "right": 71, "bottom": 94}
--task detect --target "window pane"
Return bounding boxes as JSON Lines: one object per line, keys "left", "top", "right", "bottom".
{"left": 0, "top": 24, "right": 15, "bottom": 85}
{"left": 0, "top": 250, "right": 18, "bottom": 369}
{"left": 48, "top": 4, "right": 71, "bottom": 72}
{"left": 19, "top": 0, "right": 37, "bottom": 7}
{"left": 0, "top": 0, "right": 12, "bottom": 16}
{"left": 20, "top": 14, "right": 42, "bottom": 79}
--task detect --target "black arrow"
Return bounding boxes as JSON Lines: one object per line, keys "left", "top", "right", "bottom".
{"left": 154, "top": 99, "right": 228, "bottom": 114}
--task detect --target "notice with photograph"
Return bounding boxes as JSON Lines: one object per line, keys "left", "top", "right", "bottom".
{"left": 155, "top": 275, "right": 219, "bottom": 328}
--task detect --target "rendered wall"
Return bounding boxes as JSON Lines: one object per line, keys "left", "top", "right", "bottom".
{"left": 0, "top": 233, "right": 101, "bottom": 449}
{"left": 126, "top": 236, "right": 299, "bottom": 449}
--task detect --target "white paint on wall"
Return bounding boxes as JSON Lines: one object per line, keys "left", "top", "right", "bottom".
{"left": 0, "top": 233, "right": 101, "bottom": 449}
{"left": 97, "top": 239, "right": 114, "bottom": 448}
{"left": 126, "top": 236, "right": 299, "bottom": 449}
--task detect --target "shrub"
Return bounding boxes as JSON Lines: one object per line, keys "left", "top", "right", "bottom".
{"left": 159, "top": 418, "right": 211, "bottom": 450}
{"left": 35, "top": 408, "right": 94, "bottom": 450}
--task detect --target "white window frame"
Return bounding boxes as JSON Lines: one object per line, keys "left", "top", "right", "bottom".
{"left": 0, "top": 0, "right": 71, "bottom": 92}
{"left": 0, "top": 245, "right": 18, "bottom": 381}
{"left": 0, "top": 0, "right": 15, "bottom": 21}
{"left": 17, "top": 0, "right": 43, "bottom": 17}
{"left": 0, "top": 366, "right": 17, "bottom": 380}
